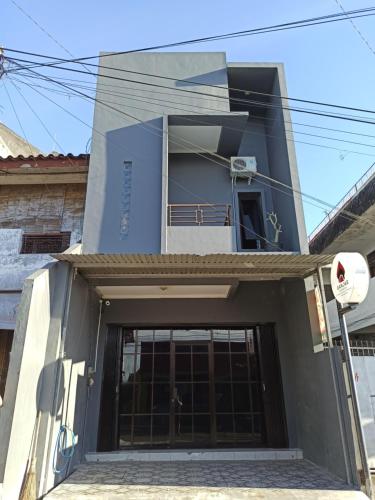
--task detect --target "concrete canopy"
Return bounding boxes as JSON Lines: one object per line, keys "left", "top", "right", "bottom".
{"left": 168, "top": 113, "right": 249, "bottom": 156}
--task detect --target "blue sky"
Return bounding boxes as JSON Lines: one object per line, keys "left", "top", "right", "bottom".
{"left": 1, "top": 0, "right": 375, "bottom": 234}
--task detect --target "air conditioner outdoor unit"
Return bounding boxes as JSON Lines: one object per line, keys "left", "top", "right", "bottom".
{"left": 230, "top": 156, "right": 257, "bottom": 180}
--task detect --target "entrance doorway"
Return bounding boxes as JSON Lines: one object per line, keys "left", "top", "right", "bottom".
{"left": 98, "top": 327, "right": 287, "bottom": 450}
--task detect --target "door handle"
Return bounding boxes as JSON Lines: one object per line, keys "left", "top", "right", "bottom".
{"left": 262, "top": 383, "right": 266, "bottom": 392}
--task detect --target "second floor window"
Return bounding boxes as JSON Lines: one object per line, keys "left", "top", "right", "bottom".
{"left": 21, "top": 232, "right": 71, "bottom": 254}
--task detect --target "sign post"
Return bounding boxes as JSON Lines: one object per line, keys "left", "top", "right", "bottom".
{"left": 330, "top": 253, "right": 372, "bottom": 498}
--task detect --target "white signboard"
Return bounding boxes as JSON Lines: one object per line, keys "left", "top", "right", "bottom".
{"left": 330, "top": 252, "right": 370, "bottom": 305}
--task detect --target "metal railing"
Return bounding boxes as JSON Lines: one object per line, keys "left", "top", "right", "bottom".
{"left": 309, "top": 161, "right": 375, "bottom": 242}
{"left": 168, "top": 204, "right": 231, "bottom": 226}
{"left": 333, "top": 339, "right": 375, "bottom": 357}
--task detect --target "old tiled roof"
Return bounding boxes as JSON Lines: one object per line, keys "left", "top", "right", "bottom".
{"left": 0, "top": 153, "right": 89, "bottom": 161}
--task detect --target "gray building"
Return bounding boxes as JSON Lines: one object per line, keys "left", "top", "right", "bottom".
{"left": 0, "top": 52, "right": 365, "bottom": 499}
{"left": 310, "top": 163, "right": 375, "bottom": 470}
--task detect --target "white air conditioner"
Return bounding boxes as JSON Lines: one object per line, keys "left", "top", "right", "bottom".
{"left": 230, "top": 156, "right": 257, "bottom": 179}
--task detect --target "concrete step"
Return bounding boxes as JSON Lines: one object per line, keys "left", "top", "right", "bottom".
{"left": 86, "top": 448, "right": 303, "bottom": 462}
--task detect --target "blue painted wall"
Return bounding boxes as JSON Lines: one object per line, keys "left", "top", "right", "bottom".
{"left": 84, "top": 121, "right": 163, "bottom": 253}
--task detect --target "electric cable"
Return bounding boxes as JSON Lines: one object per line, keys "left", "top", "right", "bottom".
{"left": 5, "top": 46, "right": 375, "bottom": 119}
{"left": 8, "top": 78, "right": 78, "bottom": 169}
{"left": 4, "top": 7, "right": 375, "bottom": 67}
{"left": 11, "top": 74, "right": 375, "bottom": 154}
{"left": 7, "top": 55, "right": 375, "bottom": 127}
{"left": 12, "top": 71, "right": 374, "bottom": 237}
{"left": 2, "top": 80, "right": 37, "bottom": 161}
{"left": 12, "top": 69, "right": 374, "bottom": 231}
{"left": 11, "top": 69, "right": 375, "bottom": 142}
{"left": 10, "top": 75, "right": 278, "bottom": 248}
{"left": 9, "top": 72, "right": 375, "bottom": 160}
{"left": 334, "top": 0, "right": 375, "bottom": 57}
{"left": 9, "top": 0, "right": 94, "bottom": 74}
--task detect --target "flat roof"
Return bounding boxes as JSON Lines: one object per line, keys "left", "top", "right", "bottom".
{"left": 52, "top": 253, "right": 334, "bottom": 281}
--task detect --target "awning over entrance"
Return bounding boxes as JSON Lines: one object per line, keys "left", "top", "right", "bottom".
{"left": 52, "top": 253, "right": 334, "bottom": 281}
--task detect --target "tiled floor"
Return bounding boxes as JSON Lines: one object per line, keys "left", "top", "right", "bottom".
{"left": 45, "top": 460, "right": 367, "bottom": 499}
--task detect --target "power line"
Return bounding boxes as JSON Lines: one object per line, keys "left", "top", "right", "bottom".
{"left": 13, "top": 69, "right": 375, "bottom": 231}
{"left": 18, "top": 75, "right": 374, "bottom": 237}
{"left": 8, "top": 78, "right": 77, "bottom": 169}
{"left": 9, "top": 73, "right": 375, "bottom": 158}
{"left": 5, "top": 47, "right": 375, "bottom": 118}
{"left": 334, "top": 0, "right": 375, "bottom": 57}
{"left": 4, "top": 7, "right": 375, "bottom": 67}
{"left": 10, "top": 74, "right": 279, "bottom": 249}
{"left": 10, "top": 54, "right": 375, "bottom": 234}
{"left": 9, "top": 0, "right": 94, "bottom": 73}
{"left": 11, "top": 69, "right": 375, "bottom": 141}
{"left": 7, "top": 56, "right": 375, "bottom": 127}
{"left": 2, "top": 80, "right": 37, "bottom": 161}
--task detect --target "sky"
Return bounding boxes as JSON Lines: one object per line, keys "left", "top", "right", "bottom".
{"left": 1, "top": 0, "right": 375, "bottom": 235}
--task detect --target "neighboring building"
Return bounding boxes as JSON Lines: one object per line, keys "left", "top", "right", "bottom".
{"left": 309, "top": 163, "right": 375, "bottom": 470}
{"left": 0, "top": 153, "right": 89, "bottom": 401}
{"left": 0, "top": 122, "right": 41, "bottom": 158}
{"left": 0, "top": 53, "right": 365, "bottom": 499}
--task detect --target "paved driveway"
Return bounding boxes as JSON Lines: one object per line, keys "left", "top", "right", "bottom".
{"left": 45, "top": 460, "right": 367, "bottom": 499}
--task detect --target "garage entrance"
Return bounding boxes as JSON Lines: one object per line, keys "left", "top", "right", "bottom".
{"left": 98, "top": 326, "right": 287, "bottom": 450}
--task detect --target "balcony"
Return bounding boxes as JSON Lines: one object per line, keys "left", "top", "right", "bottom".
{"left": 166, "top": 204, "right": 234, "bottom": 254}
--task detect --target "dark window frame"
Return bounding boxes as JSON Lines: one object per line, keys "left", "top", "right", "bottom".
{"left": 20, "top": 232, "right": 71, "bottom": 254}
{"left": 237, "top": 192, "right": 266, "bottom": 250}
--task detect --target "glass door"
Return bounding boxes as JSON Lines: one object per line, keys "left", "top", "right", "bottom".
{"left": 116, "top": 328, "right": 267, "bottom": 449}
{"left": 170, "top": 337, "right": 213, "bottom": 446}
{"left": 119, "top": 329, "right": 171, "bottom": 448}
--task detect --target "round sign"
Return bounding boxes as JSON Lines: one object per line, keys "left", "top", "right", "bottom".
{"left": 330, "top": 252, "right": 370, "bottom": 305}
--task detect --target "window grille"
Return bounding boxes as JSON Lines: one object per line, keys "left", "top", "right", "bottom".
{"left": 21, "top": 232, "right": 71, "bottom": 254}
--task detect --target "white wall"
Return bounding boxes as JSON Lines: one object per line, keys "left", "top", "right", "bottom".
{"left": 0, "top": 262, "right": 100, "bottom": 500}
{"left": 353, "top": 356, "right": 375, "bottom": 469}
{"left": 0, "top": 263, "right": 70, "bottom": 500}
{"left": 0, "top": 229, "right": 61, "bottom": 329}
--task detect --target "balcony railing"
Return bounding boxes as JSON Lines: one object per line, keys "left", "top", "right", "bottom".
{"left": 168, "top": 204, "right": 231, "bottom": 226}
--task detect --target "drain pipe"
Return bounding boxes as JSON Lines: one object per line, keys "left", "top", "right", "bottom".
{"left": 81, "top": 299, "right": 103, "bottom": 455}
{"left": 93, "top": 299, "right": 103, "bottom": 374}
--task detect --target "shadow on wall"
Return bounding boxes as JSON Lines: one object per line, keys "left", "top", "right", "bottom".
{"left": 17, "top": 360, "right": 65, "bottom": 498}
{"left": 175, "top": 69, "right": 228, "bottom": 87}
{"left": 30, "top": 357, "right": 89, "bottom": 495}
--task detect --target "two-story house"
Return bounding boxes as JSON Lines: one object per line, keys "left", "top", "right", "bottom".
{"left": 0, "top": 52, "right": 363, "bottom": 499}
